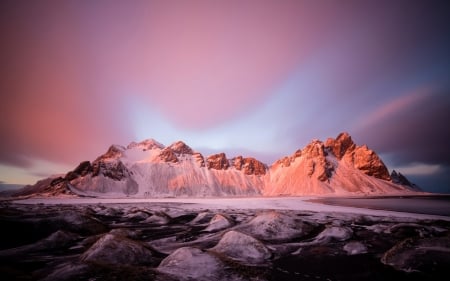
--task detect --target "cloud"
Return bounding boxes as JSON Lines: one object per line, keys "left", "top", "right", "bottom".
{"left": 354, "top": 87, "right": 431, "bottom": 130}
{"left": 354, "top": 89, "right": 450, "bottom": 166}
{"left": 392, "top": 163, "right": 442, "bottom": 176}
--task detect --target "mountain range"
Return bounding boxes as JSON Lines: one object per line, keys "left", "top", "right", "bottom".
{"left": 12, "top": 132, "right": 419, "bottom": 198}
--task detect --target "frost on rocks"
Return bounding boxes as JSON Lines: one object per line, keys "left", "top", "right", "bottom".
{"left": 211, "top": 230, "right": 271, "bottom": 264}
{"left": 80, "top": 233, "right": 154, "bottom": 265}
{"left": 190, "top": 211, "right": 213, "bottom": 224}
{"left": 204, "top": 214, "right": 233, "bottom": 232}
{"left": 124, "top": 211, "right": 150, "bottom": 221}
{"left": 315, "top": 226, "right": 353, "bottom": 242}
{"left": 157, "top": 247, "right": 223, "bottom": 281}
{"left": 239, "top": 211, "right": 314, "bottom": 241}
{"left": 343, "top": 241, "right": 368, "bottom": 255}
{"left": 143, "top": 212, "right": 171, "bottom": 225}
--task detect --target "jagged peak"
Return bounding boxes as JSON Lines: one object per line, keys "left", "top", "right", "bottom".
{"left": 95, "top": 144, "right": 125, "bottom": 162}
{"left": 325, "top": 132, "right": 356, "bottom": 159}
{"left": 206, "top": 153, "right": 229, "bottom": 170}
{"left": 127, "top": 139, "right": 164, "bottom": 150}
{"left": 168, "top": 141, "right": 194, "bottom": 155}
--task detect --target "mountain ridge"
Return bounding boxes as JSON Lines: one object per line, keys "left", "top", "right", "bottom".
{"left": 11, "top": 132, "right": 420, "bottom": 198}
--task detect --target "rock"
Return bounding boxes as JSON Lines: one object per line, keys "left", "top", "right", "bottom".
{"left": 391, "top": 170, "right": 420, "bottom": 190}
{"left": 81, "top": 233, "right": 154, "bottom": 265}
{"left": 127, "top": 139, "right": 164, "bottom": 150}
{"left": 65, "top": 161, "right": 93, "bottom": 181}
{"left": 240, "top": 211, "right": 314, "bottom": 242}
{"left": 168, "top": 141, "right": 194, "bottom": 155}
{"left": 91, "top": 160, "right": 131, "bottom": 181}
{"left": 159, "top": 148, "right": 178, "bottom": 163}
{"left": 190, "top": 212, "right": 213, "bottom": 224}
{"left": 302, "top": 140, "right": 334, "bottom": 181}
{"left": 232, "top": 156, "right": 267, "bottom": 175}
{"left": 50, "top": 210, "right": 108, "bottom": 236}
{"left": 143, "top": 212, "right": 171, "bottom": 225}
{"left": 124, "top": 211, "right": 150, "bottom": 221}
{"left": 211, "top": 230, "right": 271, "bottom": 264}
{"left": 343, "top": 241, "right": 368, "bottom": 255}
{"left": 95, "top": 145, "right": 125, "bottom": 162}
{"left": 207, "top": 153, "right": 229, "bottom": 170}
{"left": 381, "top": 236, "right": 450, "bottom": 272}
{"left": 272, "top": 156, "right": 292, "bottom": 168}
{"left": 345, "top": 145, "right": 391, "bottom": 180}
{"left": 325, "top": 132, "right": 356, "bottom": 159}
{"left": 193, "top": 152, "right": 205, "bottom": 167}
{"left": 315, "top": 226, "right": 353, "bottom": 242}
{"left": 157, "top": 247, "right": 223, "bottom": 281}
{"left": 205, "top": 214, "right": 233, "bottom": 232}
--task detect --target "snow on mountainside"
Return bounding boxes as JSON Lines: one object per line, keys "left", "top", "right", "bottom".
{"left": 12, "top": 132, "right": 419, "bottom": 198}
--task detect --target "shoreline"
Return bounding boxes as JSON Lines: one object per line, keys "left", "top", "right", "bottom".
{"left": 9, "top": 195, "right": 450, "bottom": 221}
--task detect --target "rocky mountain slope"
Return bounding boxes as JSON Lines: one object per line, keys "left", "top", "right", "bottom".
{"left": 13, "top": 132, "right": 419, "bottom": 197}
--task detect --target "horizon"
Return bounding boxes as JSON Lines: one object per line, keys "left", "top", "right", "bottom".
{"left": 1, "top": 1, "right": 449, "bottom": 193}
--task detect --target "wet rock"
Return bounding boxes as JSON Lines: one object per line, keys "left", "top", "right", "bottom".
{"left": 190, "top": 212, "right": 213, "bottom": 224}
{"left": 109, "top": 228, "right": 142, "bottom": 240}
{"left": 205, "top": 214, "right": 233, "bottom": 232}
{"left": 81, "top": 233, "right": 154, "bottom": 265}
{"left": 0, "top": 230, "right": 79, "bottom": 257}
{"left": 55, "top": 210, "right": 108, "bottom": 235}
{"left": 343, "top": 241, "right": 368, "bottom": 255}
{"left": 381, "top": 236, "right": 450, "bottom": 273}
{"left": 143, "top": 212, "right": 171, "bottom": 225}
{"left": 157, "top": 247, "right": 223, "bottom": 281}
{"left": 124, "top": 211, "right": 150, "bottom": 221}
{"left": 315, "top": 226, "right": 353, "bottom": 242}
{"left": 211, "top": 230, "right": 271, "bottom": 264}
{"left": 240, "top": 211, "right": 315, "bottom": 242}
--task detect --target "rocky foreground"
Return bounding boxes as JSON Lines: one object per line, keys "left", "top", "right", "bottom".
{"left": 0, "top": 202, "right": 449, "bottom": 281}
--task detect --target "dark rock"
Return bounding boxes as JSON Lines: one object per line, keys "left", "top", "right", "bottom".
{"left": 382, "top": 236, "right": 450, "bottom": 273}
{"left": 159, "top": 148, "right": 178, "bottom": 163}
{"left": 207, "top": 153, "right": 229, "bottom": 170}
{"left": 232, "top": 156, "right": 266, "bottom": 175}
{"left": 391, "top": 170, "right": 420, "bottom": 190}
{"left": 65, "top": 161, "right": 93, "bottom": 181}
{"left": 81, "top": 233, "right": 154, "bottom": 265}
{"left": 193, "top": 152, "right": 205, "bottom": 167}
{"left": 325, "top": 132, "right": 356, "bottom": 159}
{"left": 168, "top": 141, "right": 194, "bottom": 155}
{"left": 345, "top": 145, "right": 391, "bottom": 180}
{"left": 92, "top": 160, "right": 130, "bottom": 181}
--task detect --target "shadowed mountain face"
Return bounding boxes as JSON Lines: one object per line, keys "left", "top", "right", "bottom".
{"left": 12, "top": 133, "right": 419, "bottom": 198}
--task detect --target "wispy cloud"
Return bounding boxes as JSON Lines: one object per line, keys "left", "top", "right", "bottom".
{"left": 355, "top": 87, "right": 431, "bottom": 130}
{"left": 393, "top": 162, "right": 442, "bottom": 176}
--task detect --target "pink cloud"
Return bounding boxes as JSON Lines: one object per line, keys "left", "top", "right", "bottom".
{"left": 354, "top": 87, "right": 431, "bottom": 130}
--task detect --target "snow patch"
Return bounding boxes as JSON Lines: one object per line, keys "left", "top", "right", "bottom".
{"left": 211, "top": 230, "right": 271, "bottom": 264}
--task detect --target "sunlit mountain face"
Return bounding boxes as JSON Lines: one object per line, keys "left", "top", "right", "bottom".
{"left": 1, "top": 1, "right": 449, "bottom": 193}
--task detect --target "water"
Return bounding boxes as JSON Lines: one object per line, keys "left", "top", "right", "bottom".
{"left": 316, "top": 195, "right": 450, "bottom": 216}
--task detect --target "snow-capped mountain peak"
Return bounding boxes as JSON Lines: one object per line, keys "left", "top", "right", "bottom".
{"left": 15, "top": 132, "right": 420, "bottom": 198}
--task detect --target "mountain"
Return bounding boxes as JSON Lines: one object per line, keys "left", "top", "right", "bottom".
{"left": 12, "top": 132, "right": 419, "bottom": 198}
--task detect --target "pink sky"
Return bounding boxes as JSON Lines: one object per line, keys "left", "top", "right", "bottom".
{"left": 1, "top": 0, "right": 449, "bottom": 192}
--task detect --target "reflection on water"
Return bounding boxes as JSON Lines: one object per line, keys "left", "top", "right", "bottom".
{"left": 316, "top": 195, "right": 450, "bottom": 216}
